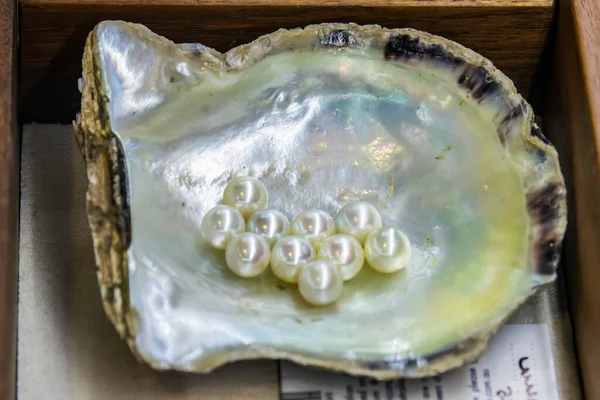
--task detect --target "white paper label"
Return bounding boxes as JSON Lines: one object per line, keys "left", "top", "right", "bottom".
{"left": 281, "top": 324, "right": 558, "bottom": 400}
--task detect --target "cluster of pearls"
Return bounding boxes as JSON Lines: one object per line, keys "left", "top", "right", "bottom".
{"left": 200, "top": 177, "right": 412, "bottom": 307}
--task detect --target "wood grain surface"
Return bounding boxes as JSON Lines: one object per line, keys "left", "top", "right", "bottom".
{"left": 0, "top": 0, "right": 18, "bottom": 399}
{"left": 22, "top": 0, "right": 553, "bottom": 5}
{"left": 19, "top": 0, "right": 554, "bottom": 123}
{"left": 573, "top": 0, "right": 600, "bottom": 135}
{"left": 545, "top": 0, "right": 600, "bottom": 398}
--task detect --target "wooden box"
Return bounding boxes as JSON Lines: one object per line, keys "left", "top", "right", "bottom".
{"left": 2, "top": 0, "right": 599, "bottom": 398}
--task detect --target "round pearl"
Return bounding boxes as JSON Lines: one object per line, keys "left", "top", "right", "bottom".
{"left": 200, "top": 205, "right": 245, "bottom": 249}
{"left": 364, "top": 227, "right": 412, "bottom": 273}
{"left": 222, "top": 176, "right": 268, "bottom": 218}
{"left": 298, "top": 260, "right": 343, "bottom": 306}
{"left": 270, "top": 236, "right": 316, "bottom": 283}
{"left": 318, "top": 234, "right": 364, "bottom": 281}
{"left": 225, "top": 233, "right": 271, "bottom": 278}
{"left": 247, "top": 209, "right": 291, "bottom": 247}
{"left": 291, "top": 209, "right": 336, "bottom": 250}
{"left": 335, "top": 201, "right": 382, "bottom": 244}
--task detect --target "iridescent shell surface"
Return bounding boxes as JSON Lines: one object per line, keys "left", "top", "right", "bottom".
{"left": 75, "top": 21, "right": 567, "bottom": 377}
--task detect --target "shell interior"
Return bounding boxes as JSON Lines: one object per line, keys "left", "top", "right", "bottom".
{"left": 75, "top": 21, "right": 567, "bottom": 377}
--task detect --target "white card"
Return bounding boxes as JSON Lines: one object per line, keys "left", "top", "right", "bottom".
{"left": 281, "top": 324, "right": 557, "bottom": 400}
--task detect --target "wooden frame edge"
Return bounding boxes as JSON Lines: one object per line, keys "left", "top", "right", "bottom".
{"left": 0, "top": 0, "right": 18, "bottom": 399}
{"left": 566, "top": 0, "right": 600, "bottom": 397}
{"left": 547, "top": 0, "right": 600, "bottom": 398}
{"left": 20, "top": 0, "right": 553, "bottom": 7}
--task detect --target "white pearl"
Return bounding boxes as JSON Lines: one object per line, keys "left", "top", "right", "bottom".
{"left": 298, "top": 260, "right": 343, "bottom": 306}
{"left": 247, "top": 209, "right": 291, "bottom": 247}
{"left": 335, "top": 201, "right": 382, "bottom": 244}
{"left": 364, "top": 227, "right": 412, "bottom": 273}
{"left": 225, "top": 233, "right": 271, "bottom": 278}
{"left": 291, "top": 209, "right": 336, "bottom": 250}
{"left": 270, "top": 236, "right": 316, "bottom": 283}
{"left": 200, "top": 205, "right": 245, "bottom": 249}
{"left": 222, "top": 176, "right": 268, "bottom": 218}
{"left": 318, "top": 234, "right": 364, "bottom": 281}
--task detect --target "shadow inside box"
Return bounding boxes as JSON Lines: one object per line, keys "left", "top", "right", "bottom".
{"left": 17, "top": 124, "right": 279, "bottom": 400}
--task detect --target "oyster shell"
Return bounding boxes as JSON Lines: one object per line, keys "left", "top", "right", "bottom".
{"left": 74, "top": 21, "right": 567, "bottom": 378}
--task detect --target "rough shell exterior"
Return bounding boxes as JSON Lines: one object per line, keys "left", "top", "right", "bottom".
{"left": 74, "top": 21, "right": 567, "bottom": 377}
